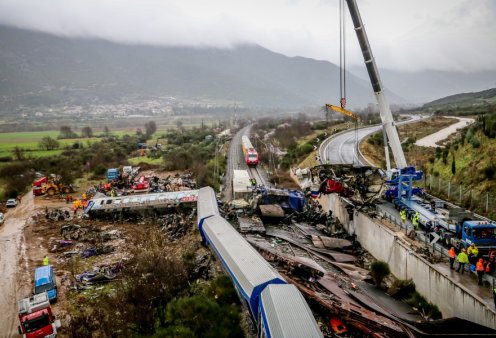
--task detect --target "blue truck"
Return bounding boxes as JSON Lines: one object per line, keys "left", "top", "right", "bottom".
{"left": 107, "top": 168, "right": 120, "bottom": 182}
{"left": 394, "top": 197, "right": 496, "bottom": 251}
{"left": 34, "top": 265, "right": 57, "bottom": 302}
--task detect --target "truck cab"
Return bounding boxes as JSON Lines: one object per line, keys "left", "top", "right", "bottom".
{"left": 18, "top": 292, "right": 61, "bottom": 338}
{"left": 459, "top": 220, "right": 496, "bottom": 250}
{"left": 34, "top": 265, "right": 57, "bottom": 302}
{"left": 107, "top": 168, "right": 120, "bottom": 182}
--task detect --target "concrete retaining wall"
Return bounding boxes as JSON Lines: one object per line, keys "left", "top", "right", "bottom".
{"left": 321, "top": 194, "right": 496, "bottom": 329}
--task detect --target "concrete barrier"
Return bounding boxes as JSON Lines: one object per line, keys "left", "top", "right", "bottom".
{"left": 321, "top": 193, "right": 496, "bottom": 329}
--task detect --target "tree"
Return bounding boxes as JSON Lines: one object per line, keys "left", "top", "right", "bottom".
{"left": 451, "top": 155, "right": 456, "bottom": 175}
{"left": 144, "top": 121, "right": 157, "bottom": 138}
{"left": 370, "top": 261, "right": 390, "bottom": 288}
{"left": 58, "top": 126, "right": 77, "bottom": 139}
{"left": 39, "top": 136, "right": 60, "bottom": 151}
{"left": 103, "top": 126, "right": 110, "bottom": 137}
{"left": 81, "top": 126, "right": 93, "bottom": 138}
{"left": 12, "top": 146, "right": 25, "bottom": 161}
{"left": 176, "top": 120, "right": 184, "bottom": 131}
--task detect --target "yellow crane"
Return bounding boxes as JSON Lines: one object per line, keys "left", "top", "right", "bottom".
{"left": 324, "top": 103, "right": 359, "bottom": 121}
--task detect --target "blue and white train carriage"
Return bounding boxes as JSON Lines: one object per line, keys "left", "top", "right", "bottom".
{"left": 197, "top": 186, "right": 323, "bottom": 337}
{"left": 197, "top": 186, "right": 220, "bottom": 234}
{"left": 200, "top": 214, "right": 286, "bottom": 318}
{"left": 259, "top": 284, "right": 323, "bottom": 338}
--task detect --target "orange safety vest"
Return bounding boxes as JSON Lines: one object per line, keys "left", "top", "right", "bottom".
{"left": 476, "top": 260, "right": 484, "bottom": 272}
{"left": 448, "top": 248, "right": 456, "bottom": 259}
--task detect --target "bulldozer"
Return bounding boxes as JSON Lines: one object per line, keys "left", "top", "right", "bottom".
{"left": 41, "top": 182, "right": 75, "bottom": 196}
{"left": 32, "top": 175, "right": 75, "bottom": 196}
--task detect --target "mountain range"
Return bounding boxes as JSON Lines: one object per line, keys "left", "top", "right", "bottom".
{"left": 0, "top": 25, "right": 495, "bottom": 111}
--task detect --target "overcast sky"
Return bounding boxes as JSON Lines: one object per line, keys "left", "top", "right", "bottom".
{"left": 0, "top": 0, "right": 495, "bottom": 72}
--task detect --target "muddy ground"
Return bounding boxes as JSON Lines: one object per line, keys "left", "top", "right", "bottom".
{"left": 0, "top": 169, "right": 205, "bottom": 337}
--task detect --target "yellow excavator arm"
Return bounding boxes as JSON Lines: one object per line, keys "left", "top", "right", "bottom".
{"left": 324, "top": 104, "right": 359, "bottom": 121}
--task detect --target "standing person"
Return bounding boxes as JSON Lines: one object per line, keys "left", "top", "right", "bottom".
{"left": 476, "top": 258, "right": 485, "bottom": 285}
{"left": 456, "top": 248, "right": 469, "bottom": 274}
{"left": 448, "top": 247, "right": 456, "bottom": 270}
{"left": 43, "top": 255, "right": 49, "bottom": 266}
{"left": 493, "top": 286, "right": 496, "bottom": 308}
{"left": 468, "top": 243, "right": 479, "bottom": 265}
{"left": 412, "top": 212, "right": 419, "bottom": 231}
{"left": 400, "top": 209, "right": 407, "bottom": 227}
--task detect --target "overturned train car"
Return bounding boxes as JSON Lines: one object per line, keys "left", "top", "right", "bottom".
{"left": 197, "top": 187, "right": 323, "bottom": 337}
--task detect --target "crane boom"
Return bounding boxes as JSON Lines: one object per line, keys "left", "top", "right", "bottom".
{"left": 345, "top": 0, "right": 407, "bottom": 169}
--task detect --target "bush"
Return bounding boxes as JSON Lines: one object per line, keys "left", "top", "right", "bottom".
{"left": 387, "top": 279, "right": 416, "bottom": 300}
{"left": 470, "top": 137, "right": 481, "bottom": 148}
{"left": 406, "top": 292, "right": 442, "bottom": 320}
{"left": 164, "top": 295, "right": 242, "bottom": 338}
{"left": 483, "top": 165, "right": 496, "bottom": 179}
{"left": 370, "top": 261, "right": 390, "bottom": 287}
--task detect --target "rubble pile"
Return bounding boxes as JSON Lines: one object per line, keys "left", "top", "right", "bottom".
{"left": 84, "top": 170, "right": 197, "bottom": 198}
{"left": 156, "top": 210, "right": 196, "bottom": 240}
{"left": 44, "top": 208, "right": 71, "bottom": 221}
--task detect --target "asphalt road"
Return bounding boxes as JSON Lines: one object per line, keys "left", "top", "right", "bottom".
{"left": 320, "top": 115, "right": 425, "bottom": 166}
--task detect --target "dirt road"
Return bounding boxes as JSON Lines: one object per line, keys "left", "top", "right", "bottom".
{"left": 0, "top": 193, "right": 34, "bottom": 336}
{"left": 415, "top": 116, "right": 474, "bottom": 147}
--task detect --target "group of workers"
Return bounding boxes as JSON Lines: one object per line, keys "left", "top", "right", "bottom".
{"left": 448, "top": 244, "right": 496, "bottom": 285}
{"left": 400, "top": 209, "right": 421, "bottom": 239}
{"left": 399, "top": 208, "right": 496, "bottom": 306}
{"left": 65, "top": 193, "right": 90, "bottom": 214}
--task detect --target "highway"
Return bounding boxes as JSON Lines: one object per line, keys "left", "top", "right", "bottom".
{"left": 320, "top": 115, "right": 425, "bottom": 166}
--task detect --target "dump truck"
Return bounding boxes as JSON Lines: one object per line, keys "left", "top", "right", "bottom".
{"left": 17, "top": 292, "right": 61, "bottom": 338}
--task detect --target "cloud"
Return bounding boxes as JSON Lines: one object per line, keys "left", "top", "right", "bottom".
{"left": 0, "top": 0, "right": 494, "bottom": 72}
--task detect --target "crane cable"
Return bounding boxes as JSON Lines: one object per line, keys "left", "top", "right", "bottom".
{"left": 339, "top": 0, "right": 346, "bottom": 109}
{"left": 339, "top": 0, "right": 359, "bottom": 165}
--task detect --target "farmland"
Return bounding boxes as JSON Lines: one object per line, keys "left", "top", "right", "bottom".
{"left": 0, "top": 129, "right": 170, "bottom": 159}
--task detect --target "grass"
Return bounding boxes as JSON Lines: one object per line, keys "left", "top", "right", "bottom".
{"left": 128, "top": 156, "right": 164, "bottom": 166}
{"left": 0, "top": 128, "right": 174, "bottom": 159}
{"left": 359, "top": 116, "right": 459, "bottom": 169}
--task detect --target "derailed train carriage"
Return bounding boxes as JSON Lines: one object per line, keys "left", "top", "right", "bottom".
{"left": 84, "top": 190, "right": 198, "bottom": 219}
{"left": 197, "top": 187, "right": 323, "bottom": 337}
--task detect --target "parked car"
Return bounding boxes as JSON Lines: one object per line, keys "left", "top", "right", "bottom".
{"left": 6, "top": 198, "right": 18, "bottom": 208}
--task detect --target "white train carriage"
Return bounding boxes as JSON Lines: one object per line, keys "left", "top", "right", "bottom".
{"left": 259, "top": 284, "right": 323, "bottom": 338}
{"left": 197, "top": 186, "right": 220, "bottom": 235}
{"left": 200, "top": 215, "right": 286, "bottom": 319}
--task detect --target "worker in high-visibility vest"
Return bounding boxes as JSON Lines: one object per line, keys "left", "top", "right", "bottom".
{"left": 493, "top": 287, "right": 496, "bottom": 308}
{"left": 448, "top": 247, "right": 456, "bottom": 270}
{"left": 400, "top": 209, "right": 407, "bottom": 226}
{"left": 43, "top": 255, "right": 49, "bottom": 266}
{"left": 476, "top": 258, "right": 485, "bottom": 285}
{"left": 412, "top": 212, "right": 420, "bottom": 230}
{"left": 467, "top": 243, "right": 479, "bottom": 265}
{"left": 456, "top": 248, "right": 469, "bottom": 274}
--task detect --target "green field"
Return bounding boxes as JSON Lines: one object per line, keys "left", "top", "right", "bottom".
{"left": 0, "top": 130, "right": 101, "bottom": 158}
{"left": 0, "top": 128, "right": 173, "bottom": 159}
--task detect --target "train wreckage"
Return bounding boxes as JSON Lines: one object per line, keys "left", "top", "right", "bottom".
{"left": 296, "top": 164, "right": 386, "bottom": 205}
